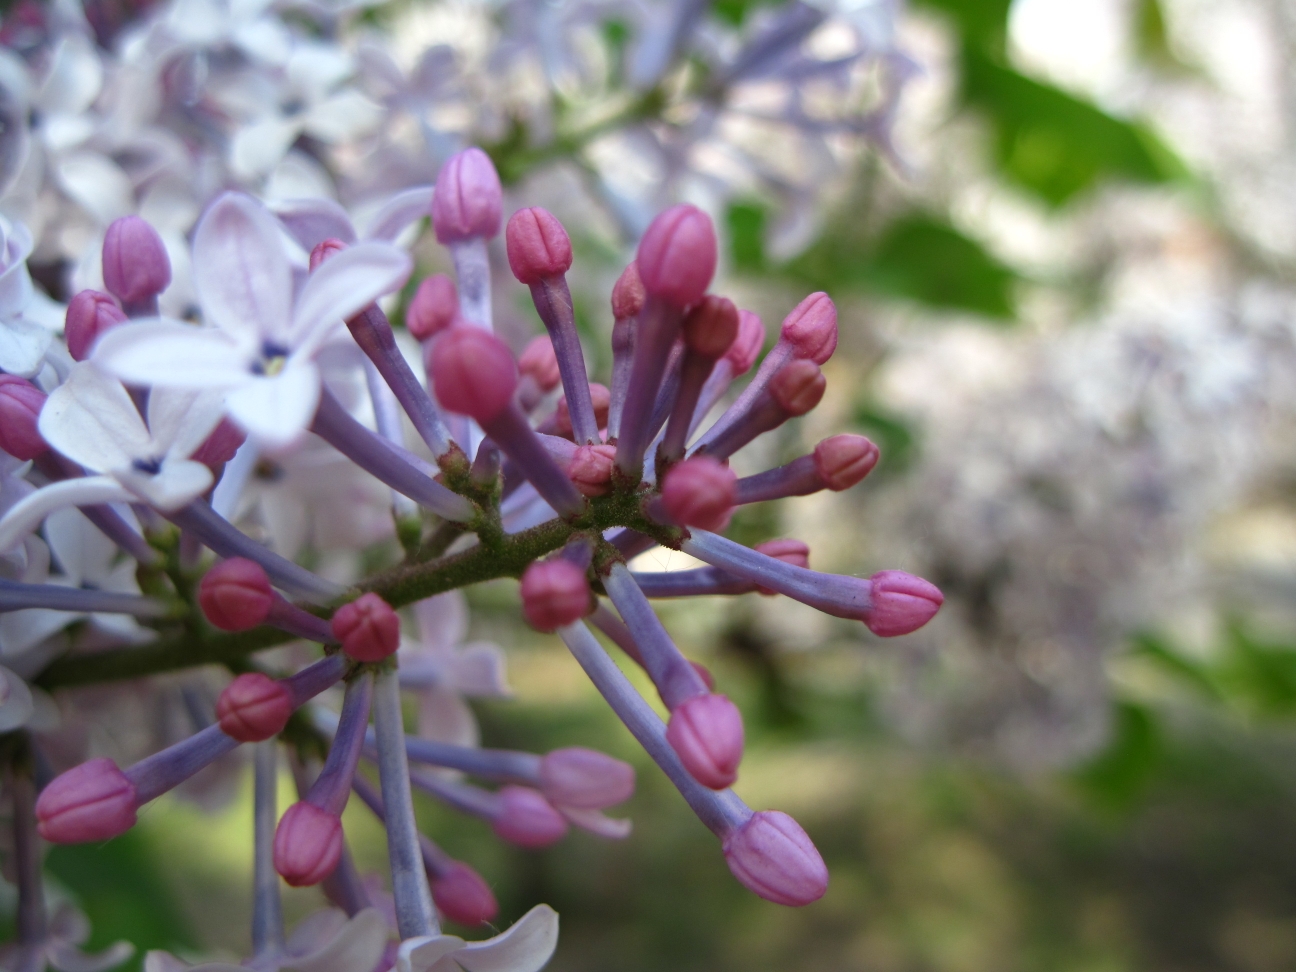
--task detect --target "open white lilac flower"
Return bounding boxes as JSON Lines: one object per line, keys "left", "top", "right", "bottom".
{"left": 396, "top": 905, "right": 558, "bottom": 972}
{"left": 91, "top": 191, "right": 411, "bottom": 449}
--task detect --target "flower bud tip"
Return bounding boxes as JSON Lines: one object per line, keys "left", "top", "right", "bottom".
{"left": 539, "top": 747, "right": 635, "bottom": 809}
{"left": 660, "top": 457, "right": 736, "bottom": 532}
{"left": 665, "top": 693, "right": 744, "bottom": 790}
{"left": 217, "top": 672, "right": 292, "bottom": 742}
{"left": 429, "top": 327, "right": 518, "bottom": 423}
{"left": 432, "top": 148, "right": 503, "bottom": 244}
{"left": 65, "top": 290, "right": 127, "bottom": 361}
{"left": 408, "top": 274, "right": 459, "bottom": 342}
{"left": 636, "top": 205, "right": 717, "bottom": 309}
{"left": 332, "top": 592, "right": 401, "bottom": 662}
{"left": 0, "top": 375, "right": 47, "bottom": 460}
{"left": 506, "top": 207, "right": 573, "bottom": 284}
{"left": 35, "top": 758, "right": 137, "bottom": 844}
{"left": 102, "top": 215, "right": 171, "bottom": 306}
{"left": 865, "top": 570, "right": 943, "bottom": 637}
{"left": 432, "top": 862, "right": 499, "bottom": 926}
{"left": 492, "top": 786, "right": 569, "bottom": 847}
{"left": 198, "top": 558, "right": 273, "bottom": 632}
{"left": 723, "top": 810, "right": 828, "bottom": 906}
{"left": 273, "top": 802, "right": 343, "bottom": 886}
{"left": 520, "top": 560, "right": 591, "bottom": 632}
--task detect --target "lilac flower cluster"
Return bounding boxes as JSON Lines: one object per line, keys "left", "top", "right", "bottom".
{"left": 0, "top": 142, "right": 940, "bottom": 970}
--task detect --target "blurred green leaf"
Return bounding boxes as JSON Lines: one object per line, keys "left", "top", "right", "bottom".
{"left": 1131, "top": 630, "right": 1223, "bottom": 701}
{"left": 851, "top": 400, "right": 916, "bottom": 475}
{"left": 1217, "top": 624, "right": 1296, "bottom": 719}
{"left": 912, "top": 0, "right": 1013, "bottom": 51}
{"left": 1072, "top": 701, "right": 1162, "bottom": 811}
{"left": 725, "top": 199, "right": 767, "bottom": 272}
{"left": 711, "top": 0, "right": 786, "bottom": 28}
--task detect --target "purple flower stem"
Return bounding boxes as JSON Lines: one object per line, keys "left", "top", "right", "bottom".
{"left": 402, "top": 735, "right": 540, "bottom": 784}
{"left": 282, "top": 654, "right": 349, "bottom": 706}
{"left": 34, "top": 454, "right": 160, "bottom": 566}
{"left": 481, "top": 405, "right": 584, "bottom": 518}
{"left": 690, "top": 387, "right": 787, "bottom": 462}
{"left": 682, "top": 531, "right": 871, "bottom": 619}
{"left": 608, "top": 528, "right": 658, "bottom": 561}
{"left": 734, "top": 455, "right": 821, "bottom": 504}
{"left": 348, "top": 306, "right": 453, "bottom": 458}
{"left": 10, "top": 767, "right": 46, "bottom": 947}
{"left": 615, "top": 296, "right": 683, "bottom": 478}
{"left": 408, "top": 765, "right": 501, "bottom": 820}
{"left": 351, "top": 773, "right": 455, "bottom": 882}
{"left": 311, "top": 389, "right": 474, "bottom": 523}
{"left": 557, "top": 620, "right": 750, "bottom": 838}
{"left": 644, "top": 342, "right": 685, "bottom": 448}
{"left": 251, "top": 741, "right": 286, "bottom": 958}
{"left": 607, "top": 313, "right": 637, "bottom": 441}
{"left": 0, "top": 580, "right": 169, "bottom": 617}
{"left": 167, "top": 500, "right": 344, "bottom": 603}
{"left": 687, "top": 360, "right": 736, "bottom": 439}
{"left": 306, "top": 671, "right": 373, "bottom": 816}
{"left": 529, "top": 276, "right": 599, "bottom": 444}
{"left": 372, "top": 666, "right": 439, "bottom": 938}
{"left": 630, "top": 567, "right": 755, "bottom": 598}
{"left": 601, "top": 563, "right": 708, "bottom": 711}
{"left": 450, "top": 238, "right": 492, "bottom": 330}
{"left": 691, "top": 340, "right": 793, "bottom": 452}
{"left": 265, "top": 593, "right": 337, "bottom": 644}
{"left": 364, "top": 360, "right": 420, "bottom": 522}
{"left": 658, "top": 352, "right": 714, "bottom": 464}
{"left": 321, "top": 843, "right": 371, "bottom": 918}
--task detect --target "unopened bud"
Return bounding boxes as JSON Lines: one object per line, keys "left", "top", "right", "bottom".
{"left": 332, "top": 593, "right": 401, "bottom": 662}
{"left": 518, "top": 335, "right": 561, "bottom": 392}
{"left": 65, "top": 290, "right": 127, "bottom": 361}
{"left": 431, "top": 862, "right": 499, "bottom": 926}
{"left": 198, "top": 558, "right": 273, "bottom": 632}
{"left": 492, "top": 786, "right": 568, "bottom": 847}
{"left": 101, "top": 215, "right": 171, "bottom": 308}
{"left": 0, "top": 375, "right": 47, "bottom": 460}
{"left": 636, "top": 205, "right": 717, "bottom": 309}
{"left": 35, "top": 758, "right": 137, "bottom": 844}
{"left": 408, "top": 274, "right": 459, "bottom": 342}
{"left": 754, "top": 538, "right": 810, "bottom": 596}
{"left": 216, "top": 673, "right": 292, "bottom": 742}
{"left": 309, "top": 237, "right": 347, "bottom": 271}
{"left": 567, "top": 443, "right": 616, "bottom": 497}
{"left": 539, "top": 747, "right": 635, "bottom": 809}
{"left": 611, "top": 262, "right": 645, "bottom": 319}
{"left": 191, "top": 418, "right": 247, "bottom": 469}
{"left": 555, "top": 384, "right": 609, "bottom": 437}
{"left": 665, "top": 693, "right": 744, "bottom": 790}
{"left": 780, "top": 292, "right": 837, "bottom": 364}
{"left": 520, "top": 560, "right": 592, "bottom": 632}
{"left": 813, "top": 434, "right": 878, "bottom": 491}
{"left": 723, "top": 810, "right": 828, "bottom": 906}
{"left": 273, "top": 801, "right": 343, "bottom": 887}
{"left": 660, "top": 457, "right": 736, "bottom": 532}
{"left": 726, "top": 311, "right": 765, "bottom": 375}
{"left": 682, "top": 296, "right": 739, "bottom": 359}
{"left": 506, "top": 207, "right": 573, "bottom": 284}
{"left": 866, "top": 571, "right": 943, "bottom": 637}
{"left": 770, "top": 360, "right": 825, "bottom": 416}
{"left": 429, "top": 327, "right": 518, "bottom": 424}
{"left": 432, "top": 148, "right": 503, "bottom": 244}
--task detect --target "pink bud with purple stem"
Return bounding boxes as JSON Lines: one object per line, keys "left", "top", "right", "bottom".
{"left": 723, "top": 810, "right": 828, "bottom": 906}
{"left": 519, "top": 335, "right": 561, "bottom": 392}
{"left": 636, "top": 205, "right": 717, "bottom": 309}
{"left": 554, "top": 383, "right": 609, "bottom": 437}
{"left": 432, "top": 148, "right": 503, "bottom": 244}
{"left": 813, "top": 434, "right": 879, "bottom": 491}
{"left": 216, "top": 673, "right": 292, "bottom": 742}
{"left": 612, "top": 261, "right": 645, "bottom": 320}
{"left": 754, "top": 538, "right": 810, "bottom": 596}
{"left": 65, "top": 290, "right": 127, "bottom": 361}
{"left": 332, "top": 593, "right": 401, "bottom": 662}
{"left": 408, "top": 274, "right": 459, "bottom": 342}
{"left": 666, "top": 693, "right": 745, "bottom": 790}
{"left": 520, "top": 560, "right": 592, "bottom": 632}
{"left": 539, "top": 747, "right": 635, "bottom": 809}
{"left": 660, "top": 457, "right": 737, "bottom": 531}
{"left": 682, "top": 295, "right": 739, "bottom": 359}
{"left": 273, "top": 801, "right": 344, "bottom": 886}
{"left": 492, "top": 785, "right": 569, "bottom": 847}
{"left": 780, "top": 292, "right": 837, "bottom": 364}
{"left": 429, "top": 326, "right": 518, "bottom": 424}
{"left": 199, "top": 558, "right": 274, "bottom": 632}
{"left": 567, "top": 443, "right": 616, "bottom": 497}
{"left": 505, "top": 207, "right": 573, "bottom": 284}
{"left": 35, "top": 757, "right": 138, "bottom": 843}
{"left": 431, "top": 862, "right": 499, "bottom": 926}
{"left": 865, "top": 570, "right": 944, "bottom": 637}
{"left": 309, "top": 237, "right": 347, "bottom": 271}
{"left": 0, "top": 375, "right": 47, "bottom": 460}
{"left": 191, "top": 418, "right": 247, "bottom": 470}
{"left": 770, "top": 359, "right": 826, "bottom": 416}
{"left": 727, "top": 311, "right": 765, "bottom": 376}
{"left": 101, "top": 215, "right": 171, "bottom": 314}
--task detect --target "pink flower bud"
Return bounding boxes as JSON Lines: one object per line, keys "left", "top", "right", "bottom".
{"left": 636, "top": 205, "right": 717, "bottom": 309}
{"left": 309, "top": 237, "right": 347, "bottom": 271}
{"left": 432, "top": 148, "right": 503, "bottom": 244}
{"left": 611, "top": 261, "right": 645, "bottom": 319}
{"left": 35, "top": 758, "right": 138, "bottom": 844}
{"left": 539, "top": 747, "right": 635, "bottom": 809}
{"left": 770, "top": 360, "right": 825, "bottom": 416}
{"left": 754, "top": 538, "right": 810, "bottom": 596}
{"left": 332, "top": 592, "right": 401, "bottom": 662}
{"left": 102, "top": 215, "right": 171, "bottom": 307}
{"left": 520, "top": 560, "right": 591, "bottom": 632}
{"left": 726, "top": 311, "right": 765, "bottom": 375}
{"left": 813, "top": 434, "right": 879, "bottom": 491}
{"left": 665, "top": 693, "right": 744, "bottom": 790}
{"left": 723, "top": 810, "right": 828, "bottom": 906}
{"left": 429, "top": 327, "right": 518, "bottom": 423}
{"left": 691, "top": 661, "right": 716, "bottom": 690}
{"left": 567, "top": 443, "right": 616, "bottom": 497}
{"left": 492, "top": 785, "right": 568, "bottom": 847}
{"left": 216, "top": 672, "right": 292, "bottom": 742}
{"left": 190, "top": 418, "right": 247, "bottom": 469}
{"left": 431, "top": 862, "right": 499, "bottom": 926}
{"left": 518, "top": 335, "right": 561, "bottom": 392}
{"left": 865, "top": 570, "right": 943, "bottom": 637}
{"left": 273, "top": 801, "right": 344, "bottom": 886}
{"left": 198, "top": 558, "right": 273, "bottom": 632}
{"left": 555, "top": 384, "right": 610, "bottom": 437}
{"left": 408, "top": 274, "right": 459, "bottom": 342}
{"left": 781, "top": 292, "right": 837, "bottom": 364}
{"left": 505, "top": 207, "right": 573, "bottom": 284}
{"left": 660, "top": 457, "right": 736, "bottom": 532}
{"left": 682, "top": 296, "right": 739, "bottom": 359}
{"left": 0, "top": 375, "right": 47, "bottom": 460}
{"left": 65, "top": 289, "right": 127, "bottom": 361}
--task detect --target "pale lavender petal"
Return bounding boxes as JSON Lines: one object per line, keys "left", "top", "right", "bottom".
{"left": 452, "top": 904, "right": 559, "bottom": 972}
{"left": 92, "top": 321, "right": 253, "bottom": 388}
{"left": 38, "top": 364, "right": 148, "bottom": 473}
{"left": 363, "top": 186, "right": 435, "bottom": 242}
{"left": 192, "top": 193, "right": 293, "bottom": 345}
{"left": 290, "top": 241, "right": 411, "bottom": 352}
{"left": 224, "top": 362, "right": 321, "bottom": 448}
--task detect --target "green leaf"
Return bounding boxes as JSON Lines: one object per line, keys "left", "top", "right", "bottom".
{"left": 711, "top": 0, "right": 787, "bottom": 29}
{"left": 911, "top": 0, "right": 1013, "bottom": 51}
{"left": 850, "top": 400, "right": 916, "bottom": 476}
{"left": 1217, "top": 623, "right": 1296, "bottom": 719}
{"left": 725, "top": 199, "right": 767, "bottom": 272}
{"left": 1130, "top": 630, "right": 1223, "bottom": 701}
{"left": 1072, "top": 701, "right": 1162, "bottom": 812}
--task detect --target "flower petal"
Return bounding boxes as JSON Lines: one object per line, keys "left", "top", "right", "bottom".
{"left": 47, "top": 939, "right": 140, "bottom": 972}
{"left": 397, "top": 934, "right": 468, "bottom": 972}
{"left": 0, "top": 316, "right": 51, "bottom": 377}
{"left": 230, "top": 116, "right": 305, "bottom": 179}
{"left": 416, "top": 684, "right": 478, "bottom": 748}
{"left": 192, "top": 193, "right": 293, "bottom": 346}
{"left": 92, "top": 320, "right": 253, "bottom": 388}
{"left": 45, "top": 507, "right": 118, "bottom": 586}
{"left": 289, "top": 241, "right": 410, "bottom": 352}
{"left": 285, "top": 908, "right": 390, "bottom": 972}
{"left": 0, "top": 665, "right": 33, "bottom": 731}
{"left": 148, "top": 387, "right": 227, "bottom": 460}
{"left": 115, "top": 459, "right": 212, "bottom": 511}
{"left": 53, "top": 151, "right": 133, "bottom": 224}
{"left": 452, "top": 905, "right": 559, "bottom": 972}
{"left": 558, "top": 806, "right": 632, "bottom": 840}
{"left": 38, "top": 364, "right": 149, "bottom": 473}
{"left": 224, "top": 361, "right": 321, "bottom": 449}
{"left": 0, "top": 478, "right": 134, "bottom": 554}
{"left": 273, "top": 197, "right": 358, "bottom": 252}
{"left": 413, "top": 590, "right": 468, "bottom": 653}
{"left": 361, "top": 185, "right": 434, "bottom": 243}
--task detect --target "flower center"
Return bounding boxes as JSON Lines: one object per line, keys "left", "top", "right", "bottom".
{"left": 252, "top": 341, "right": 290, "bottom": 377}
{"left": 131, "top": 456, "right": 163, "bottom": 475}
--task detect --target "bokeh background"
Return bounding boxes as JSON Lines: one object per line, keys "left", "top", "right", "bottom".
{"left": 9, "top": 0, "right": 1296, "bottom": 969}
